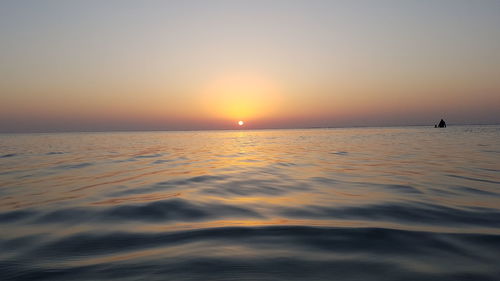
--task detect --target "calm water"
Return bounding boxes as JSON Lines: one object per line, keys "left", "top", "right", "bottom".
{"left": 1, "top": 126, "right": 500, "bottom": 281}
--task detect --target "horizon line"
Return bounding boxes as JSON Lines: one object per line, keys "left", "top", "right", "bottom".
{"left": 1, "top": 122, "right": 499, "bottom": 135}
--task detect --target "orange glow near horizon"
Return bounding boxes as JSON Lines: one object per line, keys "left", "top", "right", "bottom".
{"left": 198, "top": 72, "right": 283, "bottom": 121}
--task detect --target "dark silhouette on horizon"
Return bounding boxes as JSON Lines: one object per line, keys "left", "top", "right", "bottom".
{"left": 436, "top": 119, "right": 447, "bottom": 128}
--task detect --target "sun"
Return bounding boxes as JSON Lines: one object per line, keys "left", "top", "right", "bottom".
{"left": 198, "top": 72, "right": 283, "bottom": 121}
{"left": 238, "top": 120, "right": 244, "bottom": 126}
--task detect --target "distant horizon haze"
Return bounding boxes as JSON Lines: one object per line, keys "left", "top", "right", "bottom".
{"left": 1, "top": 120, "right": 498, "bottom": 134}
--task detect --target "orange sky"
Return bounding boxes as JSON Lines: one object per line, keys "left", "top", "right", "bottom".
{"left": 1, "top": 1, "right": 499, "bottom": 132}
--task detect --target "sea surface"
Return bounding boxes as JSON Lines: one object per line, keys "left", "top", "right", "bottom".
{"left": 1, "top": 126, "right": 500, "bottom": 281}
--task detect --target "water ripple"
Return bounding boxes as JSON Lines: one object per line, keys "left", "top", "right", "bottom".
{"left": 1, "top": 226, "right": 499, "bottom": 281}
{"left": 1, "top": 126, "right": 499, "bottom": 280}
{"left": 279, "top": 202, "right": 500, "bottom": 227}
{"left": 28, "top": 199, "right": 263, "bottom": 224}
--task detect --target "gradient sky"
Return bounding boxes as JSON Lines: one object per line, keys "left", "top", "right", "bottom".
{"left": 1, "top": 0, "right": 499, "bottom": 132}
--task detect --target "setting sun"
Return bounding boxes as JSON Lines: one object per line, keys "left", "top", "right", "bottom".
{"left": 238, "top": 120, "right": 244, "bottom": 126}
{"left": 198, "top": 72, "right": 283, "bottom": 122}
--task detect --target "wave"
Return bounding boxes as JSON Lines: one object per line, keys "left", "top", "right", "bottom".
{"left": 2, "top": 198, "right": 500, "bottom": 229}
{"left": 0, "top": 153, "right": 17, "bottom": 158}
{"left": 279, "top": 202, "right": 500, "bottom": 227}
{"left": 1, "top": 226, "right": 499, "bottom": 281}
{"left": 0, "top": 199, "right": 262, "bottom": 225}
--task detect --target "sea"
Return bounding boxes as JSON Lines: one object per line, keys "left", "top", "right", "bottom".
{"left": 1, "top": 125, "right": 499, "bottom": 281}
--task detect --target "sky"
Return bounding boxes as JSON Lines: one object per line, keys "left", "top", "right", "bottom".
{"left": 1, "top": 0, "right": 499, "bottom": 132}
